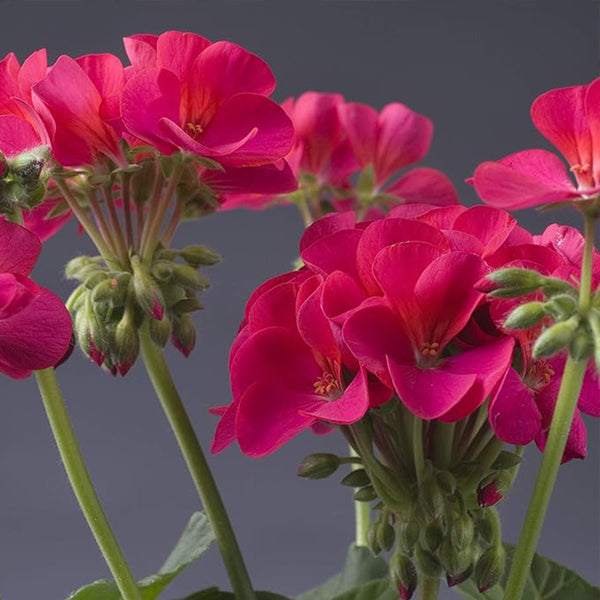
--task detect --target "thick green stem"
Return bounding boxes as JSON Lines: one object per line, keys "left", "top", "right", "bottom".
{"left": 138, "top": 327, "right": 256, "bottom": 600}
{"left": 418, "top": 577, "right": 440, "bottom": 600}
{"left": 504, "top": 211, "right": 596, "bottom": 600}
{"left": 349, "top": 446, "right": 370, "bottom": 547}
{"left": 34, "top": 368, "right": 142, "bottom": 600}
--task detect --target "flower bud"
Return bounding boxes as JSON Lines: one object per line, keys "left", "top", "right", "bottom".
{"left": 440, "top": 539, "right": 474, "bottom": 587}
{"left": 491, "top": 450, "right": 522, "bottom": 471}
{"left": 475, "top": 508, "right": 498, "bottom": 546}
{"left": 113, "top": 311, "right": 140, "bottom": 376}
{"left": 131, "top": 255, "right": 165, "bottom": 320}
{"left": 84, "top": 271, "right": 108, "bottom": 289}
{"left": 149, "top": 313, "right": 171, "bottom": 348}
{"left": 172, "top": 264, "right": 210, "bottom": 291}
{"left": 450, "top": 513, "right": 475, "bottom": 552}
{"left": 398, "top": 519, "right": 420, "bottom": 555}
{"left": 532, "top": 317, "right": 579, "bottom": 359}
{"left": 376, "top": 520, "right": 395, "bottom": 552}
{"left": 474, "top": 545, "right": 505, "bottom": 593}
{"left": 391, "top": 553, "right": 418, "bottom": 600}
{"left": 421, "top": 477, "right": 446, "bottom": 519}
{"left": 353, "top": 485, "right": 378, "bottom": 502}
{"left": 503, "top": 301, "right": 545, "bottom": 330}
{"left": 545, "top": 294, "right": 577, "bottom": 320}
{"left": 171, "top": 314, "right": 196, "bottom": 357}
{"left": 570, "top": 327, "right": 594, "bottom": 361}
{"left": 423, "top": 519, "right": 444, "bottom": 552}
{"left": 91, "top": 277, "right": 121, "bottom": 303}
{"left": 367, "top": 522, "right": 382, "bottom": 556}
{"left": 436, "top": 471, "right": 456, "bottom": 495}
{"left": 65, "top": 256, "right": 103, "bottom": 280}
{"left": 297, "top": 453, "right": 340, "bottom": 479}
{"left": 179, "top": 245, "right": 221, "bottom": 266}
{"left": 340, "top": 469, "right": 371, "bottom": 488}
{"left": 151, "top": 260, "right": 174, "bottom": 283}
{"left": 486, "top": 268, "right": 544, "bottom": 297}
{"left": 9, "top": 147, "right": 49, "bottom": 182}
{"left": 415, "top": 546, "right": 443, "bottom": 579}
{"left": 477, "top": 472, "right": 511, "bottom": 507}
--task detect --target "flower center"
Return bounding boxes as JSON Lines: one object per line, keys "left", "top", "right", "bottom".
{"left": 570, "top": 163, "right": 591, "bottom": 176}
{"left": 313, "top": 372, "right": 341, "bottom": 398}
{"left": 421, "top": 342, "right": 440, "bottom": 357}
{"left": 186, "top": 123, "right": 204, "bottom": 139}
{"left": 524, "top": 360, "right": 555, "bottom": 391}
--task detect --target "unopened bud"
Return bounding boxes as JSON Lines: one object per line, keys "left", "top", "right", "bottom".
{"left": 424, "top": 520, "right": 445, "bottom": 552}
{"left": 532, "top": 317, "right": 579, "bottom": 359}
{"left": 450, "top": 513, "right": 475, "bottom": 552}
{"left": 475, "top": 508, "right": 498, "bottom": 546}
{"left": 570, "top": 327, "right": 594, "bottom": 361}
{"left": 474, "top": 545, "right": 505, "bottom": 593}
{"left": 131, "top": 255, "right": 165, "bottom": 320}
{"left": 376, "top": 520, "right": 395, "bottom": 552}
{"left": 367, "top": 522, "right": 382, "bottom": 556}
{"left": 151, "top": 260, "right": 174, "bottom": 283}
{"left": 171, "top": 314, "right": 196, "bottom": 357}
{"left": 477, "top": 472, "right": 511, "bottom": 507}
{"left": 149, "top": 313, "right": 171, "bottom": 348}
{"left": 91, "top": 277, "right": 120, "bottom": 303}
{"left": 9, "top": 148, "right": 48, "bottom": 182}
{"left": 353, "top": 485, "right": 378, "bottom": 502}
{"left": 398, "top": 520, "right": 420, "bottom": 555}
{"left": 421, "top": 477, "right": 446, "bottom": 519}
{"left": 113, "top": 312, "right": 140, "bottom": 376}
{"left": 341, "top": 469, "right": 371, "bottom": 488}
{"left": 391, "top": 553, "right": 418, "bottom": 600}
{"left": 84, "top": 271, "right": 108, "bottom": 289}
{"left": 436, "top": 471, "right": 456, "bottom": 495}
{"left": 172, "top": 264, "right": 210, "bottom": 291}
{"left": 504, "top": 301, "right": 545, "bottom": 330}
{"left": 65, "top": 256, "right": 103, "bottom": 280}
{"left": 545, "top": 294, "right": 577, "bottom": 320}
{"left": 415, "top": 546, "right": 443, "bottom": 579}
{"left": 440, "top": 540, "right": 474, "bottom": 587}
{"left": 486, "top": 268, "right": 544, "bottom": 297}
{"left": 297, "top": 453, "right": 340, "bottom": 479}
{"left": 491, "top": 450, "right": 523, "bottom": 471}
{"left": 179, "top": 245, "right": 221, "bottom": 266}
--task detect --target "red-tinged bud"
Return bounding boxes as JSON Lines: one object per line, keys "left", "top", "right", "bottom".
{"left": 474, "top": 546, "right": 505, "bottom": 593}
{"left": 171, "top": 314, "right": 196, "bottom": 357}
{"left": 0, "top": 152, "right": 7, "bottom": 178}
{"left": 391, "top": 553, "right": 417, "bottom": 600}
{"left": 297, "top": 453, "right": 340, "bottom": 479}
{"left": 131, "top": 255, "right": 165, "bottom": 321}
{"left": 477, "top": 472, "right": 511, "bottom": 507}
{"left": 88, "top": 336, "right": 106, "bottom": 367}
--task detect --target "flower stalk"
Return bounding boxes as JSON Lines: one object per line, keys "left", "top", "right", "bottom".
{"left": 34, "top": 368, "right": 142, "bottom": 600}
{"left": 503, "top": 211, "right": 596, "bottom": 600}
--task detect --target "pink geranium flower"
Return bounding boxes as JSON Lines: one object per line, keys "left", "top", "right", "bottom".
{"left": 472, "top": 78, "right": 600, "bottom": 209}
{"left": 121, "top": 31, "right": 294, "bottom": 168}
{"left": 0, "top": 220, "right": 72, "bottom": 378}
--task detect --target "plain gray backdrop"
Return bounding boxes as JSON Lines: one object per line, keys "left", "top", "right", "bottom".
{"left": 0, "top": 1, "right": 598, "bottom": 599}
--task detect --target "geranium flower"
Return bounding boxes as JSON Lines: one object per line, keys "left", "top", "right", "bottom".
{"left": 472, "top": 78, "right": 600, "bottom": 209}
{"left": 0, "top": 220, "right": 72, "bottom": 378}
{"left": 121, "top": 31, "right": 294, "bottom": 168}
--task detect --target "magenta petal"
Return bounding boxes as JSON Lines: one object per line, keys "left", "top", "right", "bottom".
{"left": 0, "top": 115, "right": 41, "bottom": 156}
{"left": 204, "top": 160, "right": 296, "bottom": 196}
{"left": 531, "top": 84, "right": 593, "bottom": 172}
{"left": 385, "top": 167, "right": 459, "bottom": 207}
{"left": 473, "top": 150, "right": 580, "bottom": 209}
{"left": 123, "top": 34, "right": 158, "bottom": 71}
{"left": 17, "top": 48, "right": 47, "bottom": 102}
{"left": 121, "top": 67, "right": 181, "bottom": 154}
{"left": 0, "top": 221, "right": 41, "bottom": 275}
{"left": 452, "top": 206, "right": 516, "bottom": 256}
{"left": 388, "top": 357, "right": 477, "bottom": 419}
{"left": 76, "top": 53, "right": 124, "bottom": 103}
{"left": 211, "top": 402, "right": 238, "bottom": 454}
{"left": 300, "top": 212, "right": 356, "bottom": 253}
{"left": 321, "top": 270, "right": 367, "bottom": 324}
{"left": 155, "top": 31, "right": 212, "bottom": 81}
{"left": 342, "top": 102, "right": 379, "bottom": 167}
{"left": 302, "top": 228, "right": 363, "bottom": 278}
{"left": 578, "top": 364, "right": 600, "bottom": 417}
{"left": 301, "top": 368, "right": 369, "bottom": 424}
{"left": 21, "top": 198, "right": 71, "bottom": 242}
{"left": 585, "top": 78, "right": 600, "bottom": 183}
{"left": 200, "top": 93, "right": 294, "bottom": 167}
{"left": 0, "top": 287, "right": 72, "bottom": 378}
{"left": 246, "top": 281, "right": 298, "bottom": 332}
{"left": 536, "top": 405, "right": 587, "bottom": 463}
{"left": 236, "top": 381, "right": 317, "bottom": 456}
{"left": 488, "top": 368, "right": 541, "bottom": 445}
{"left": 374, "top": 103, "right": 433, "bottom": 184}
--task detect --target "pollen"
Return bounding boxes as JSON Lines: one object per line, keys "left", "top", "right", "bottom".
{"left": 186, "top": 123, "right": 204, "bottom": 138}
{"left": 570, "top": 163, "right": 591, "bottom": 175}
{"left": 421, "top": 342, "right": 440, "bottom": 357}
{"left": 313, "top": 372, "right": 340, "bottom": 396}
{"left": 526, "top": 361, "right": 556, "bottom": 390}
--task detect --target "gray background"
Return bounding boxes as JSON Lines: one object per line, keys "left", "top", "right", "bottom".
{"left": 0, "top": 1, "right": 598, "bottom": 598}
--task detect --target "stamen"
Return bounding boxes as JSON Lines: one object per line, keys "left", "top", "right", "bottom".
{"left": 570, "top": 163, "right": 591, "bottom": 175}
{"left": 186, "top": 123, "right": 204, "bottom": 138}
{"left": 313, "top": 372, "right": 340, "bottom": 396}
{"left": 421, "top": 342, "right": 440, "bottom": 357}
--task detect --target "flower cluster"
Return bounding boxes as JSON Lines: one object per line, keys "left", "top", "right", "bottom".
{"left": 215, "top": 204, "right": 599, "bottom": 459}
{"left": 222, "top": 91, "right": 459, "bottom": 219}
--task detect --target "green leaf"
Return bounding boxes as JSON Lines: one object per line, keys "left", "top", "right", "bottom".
{"left": 330, "top": 579, "right": 395, "bottom": 600}
{"left": 67, "top": 512, "right": 215, "bottom": 600}
{"left": 297, "top": 544, "right": 388, "bottom": 600}
{"left": 174, "top": 591, "right": 290, "bottom": 600}
{"left": 456, "top": 544, "right": 600, "bottom": 600}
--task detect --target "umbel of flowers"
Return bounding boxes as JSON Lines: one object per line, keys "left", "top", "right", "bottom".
{"left": 0, "top": 26, "right": 596, "bottom": 600}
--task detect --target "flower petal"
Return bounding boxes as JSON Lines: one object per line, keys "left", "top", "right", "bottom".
{"left": 385, "top": 167, "right": 459, "bottom": 207}
{"left": 0, "top": 221, "right": 41, "bottom": 275}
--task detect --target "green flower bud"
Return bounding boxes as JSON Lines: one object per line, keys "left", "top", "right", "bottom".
{"left": 398, "top": 520, "right": 420, "bottom": 555}
{"left": 474, "top": 545, "right": 506, "bottom": 593}
{"left": 415, "top": 546, "right": 443, "bottom": 579}
{"left": 172, "top": 264, "right": 210, "bottom": 291}
{"left": 376, "top": 520, "right": 395, "bottom": 552}
{"left": 440, "top": 539, "right": 474, "bottom": 587}
{"left": 504, "top": 301, "right": 545, "bottom": 330}
{"left": 149, "top": 313, "right": 171, "bottom": 348}
{"left": 65, "top": 256, "right": 103, "bottom": 280}
{"left": 340, "top": 469, "right": 371, "bottom": 488}
{"left": 487, "top": 268, "right": 544, "bottom": 298}
{"left": 151, "top": 260, "right": 174, "bottom": 283}
{"left": 367, "top": 522, "right": 382, "bottom": 557}
{"left": 113, "top": 311, "right": 140, "bottom": 376}
{"left": 545, "top": 294, "right": 578, "bottom": 320}
{"left": 450, "top": 513, "right": 475, "bottom": 552}
{"left": 391, "top": 553, "right": 418, "bottom": 600}
{"left": 570, "top": 327, "right": 594, "bottom": 361}
{"left": 436, "top": 471, "right": 456, "bottom": 495}
{"left": 131, "top": 255, "right": 165, "bottom": 320}
{"left": 421, "top": 477, "right": 446, "bottom": 519}
{"left": 83, "top": 271, "right": 108, "bottom": 289}
{"left": 9, "top": 147, "right": 48, "bottom": 182}
{"left": 475, "top": 508, "right": 498, "bottom": 546}
{"left": 171, "top": 297, "right": 204, "bottom": 315}
{"left": 423, "top": 519, "right": 444, "bottom": 552}
{"left": 297, "top": 453, "right": 340, "bottom": 479}
{"left": 532, "top": 317, "right": 579, "bottom": 359}
{"left": 491, "top": 450, "right": 523, "bottom": 471}
{"left": 91, "top": 277, "right": 121, "bottom": 303}
{"left": 179, "top": 245, "right": 221, "bottom": 266}
{"left": 353, "top": 485, "right": 378, "bottom": 502}
{"left": 66, "top": 284, "right": 87, "bottom": 313}
{"left": 171, "top": 313, "right": 196, "bottom": 357}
